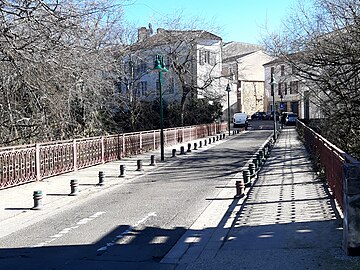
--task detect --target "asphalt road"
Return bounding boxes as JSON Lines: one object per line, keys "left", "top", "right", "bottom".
{"left": 0, "top": 120, "right": 273, "bottom": 270}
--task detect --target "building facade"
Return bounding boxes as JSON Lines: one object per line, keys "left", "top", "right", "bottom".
{"left": 263, "top": 58, "right": 322, "bottom": 119}
{"left": 222, "top": 49, "right": 275, "bottom": 119}
{"left": 118, "top": 26, "right": 223, "bottom": 107}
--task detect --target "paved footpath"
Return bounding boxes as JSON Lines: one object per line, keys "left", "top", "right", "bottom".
{"left": 168, "top": 128, "right": 360, "bottom": 270}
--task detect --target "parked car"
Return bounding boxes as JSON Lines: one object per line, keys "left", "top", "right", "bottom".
{"left": 251, "top": 111, "right": 267, "bottom": 120}
{"left": 233, "top": 112, "right": 249, "bottom": 129}
{"left": 285, "top": 113, "right": 298, "bottom": 125}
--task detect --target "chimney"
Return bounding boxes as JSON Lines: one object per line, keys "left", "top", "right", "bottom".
{"left": 157, "top": 28, "right": 165, "bottom": 34}
{"left": 138, "top": 27, "right": 150, "bottom": 42}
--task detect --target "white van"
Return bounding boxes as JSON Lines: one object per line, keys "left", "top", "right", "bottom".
{"left": 233, "top": 113, "right": 248, "bottom": 129}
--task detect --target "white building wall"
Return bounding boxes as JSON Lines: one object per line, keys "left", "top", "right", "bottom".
{"left": 196, "top": 40, "right": 223, "bottom": 99}
{"left": 263, "top": 60, "right": 321, "bottom": 119}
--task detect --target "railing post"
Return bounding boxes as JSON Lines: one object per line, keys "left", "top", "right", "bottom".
{"left": 101, "top": 136, "right": 105, "bottom": 164}
{"left": 73, "top": 140, "right": 78, "bottom": 171}
{"left": 153, "top": 130, "right": 156, "bottom": 150}
{"left": 35, "top": 143, "right": 41, "bottom": 181}
{"left": 122, "top": 134, "right": 126, "bottom": 157}
{"left": 139, "top": 132, "right": 143, "bottom": 153}
{"left": 117, "top": 134, "right": 121, "bottom": 160}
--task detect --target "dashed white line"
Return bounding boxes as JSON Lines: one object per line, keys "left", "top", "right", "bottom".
{"left": 31, "top": 211, "right": 106, "bottom": 248}
{"left": 97, "top": 212, "right": 157, "bottom": 253}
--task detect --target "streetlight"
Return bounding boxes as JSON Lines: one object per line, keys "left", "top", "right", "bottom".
{"left": 270, "top": 74, "right": 277, "bottom": 140}
{"left": 225, "top": 83, "right": 231, "bottom": 136}
{"left": 153, "top": 54, "right": 168, "bottom": 161}
{"left": 280, "top": 92, "right": 284, "bottom": 128}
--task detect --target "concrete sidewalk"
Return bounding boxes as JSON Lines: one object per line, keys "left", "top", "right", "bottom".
{"left": 167, "top": 128, "right": 360, "bottom": 270}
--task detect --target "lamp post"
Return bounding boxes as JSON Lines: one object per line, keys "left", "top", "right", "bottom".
{"left": 280, "top": 93, "right": 284, "bottom": 128}
{"left": 153, "top": 54, "right": 168, "bottom": 161}
{"left": 226, "top": 83, "right": 231, "bottom": 136}
{"left": 270, "top": 74, "right": 277, "bottom": 141}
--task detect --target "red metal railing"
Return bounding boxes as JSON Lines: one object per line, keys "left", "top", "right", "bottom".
{"left": 297, "top": 121, "right": 359, "bottom": 210}
{"left": 0, "top": 122, "right": 227, "bottom": 189}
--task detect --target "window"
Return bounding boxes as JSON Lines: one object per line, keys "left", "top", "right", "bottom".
{"left": 199, "top": 50, "right": 204, "bottom": 65}
{"left": 199, "top": 50, "right": 212, "bottom": 65}
{"left": 204, "top": 51, "right": 210, "bottom": 64}
{"left": 140, "top": 61, "right": 147, "bottom": 73}
{"left": 137, "top": 81, "right": 147, "bottom": 96}
{"left": 278, "top": 83, "right": 282, "bottom": 96}
{"left": 281, "top": 65, "right": 285, "bottom": 76}
{"left": 290, "top": 81, "right": 299, "bottom": 94}
{"left": 168, "top": 78, "right": 175, "bottom": 94}
{"left": 271, "top": 67, "right": 275, "bottom": 76}
{"left": 278, "top": 82, "right": 287, "bottom": 96}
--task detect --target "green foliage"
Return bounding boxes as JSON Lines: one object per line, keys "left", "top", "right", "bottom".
{"left": 183, "top": 98, "right": 222, "bottom": 125}
{"left": 106, "top": 98, "right": 222, "bottom": 134}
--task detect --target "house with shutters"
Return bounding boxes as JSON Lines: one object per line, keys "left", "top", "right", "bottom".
{"left": 117, "top": 25, "right": 224, "bottom": 107}
{"left": 263, "top": 57, "right": 322, "bottom": 119}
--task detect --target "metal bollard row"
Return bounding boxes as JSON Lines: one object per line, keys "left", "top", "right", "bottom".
{"left": 238, "top": 137, "right": 274, "bottom": 197}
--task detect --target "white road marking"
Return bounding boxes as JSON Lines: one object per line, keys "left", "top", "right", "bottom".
{"left": 97, "top": 212, "right": 157, "bottom": 253}
{"left": 31, "top": 211, "right": 106, "bottom": 248}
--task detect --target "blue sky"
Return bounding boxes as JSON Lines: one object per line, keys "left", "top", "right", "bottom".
{"left": 122, "top": 0, "right": 298, "bottom": 44}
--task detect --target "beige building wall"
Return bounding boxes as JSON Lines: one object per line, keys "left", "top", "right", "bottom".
{"left": 222, "top": 50, "right": 274, "bottom": 118}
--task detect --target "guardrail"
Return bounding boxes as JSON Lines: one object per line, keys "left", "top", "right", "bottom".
{"left": 296, "top": 120, "right": 359, "bottom": 210}
{"left": 0, "top": 123, "right": 227, "bottom": 189}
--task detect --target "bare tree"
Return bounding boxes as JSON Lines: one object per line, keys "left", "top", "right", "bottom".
{"left": 264, "top": 0, "right": 360, "bottom": 158}
{"left": 0, "top": 0, "right": 128, "bottom": 145}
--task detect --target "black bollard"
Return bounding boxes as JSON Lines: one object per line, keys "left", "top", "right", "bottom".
{"left": 199, "top": 141, "right": 202, "bottom": 148}
{"left": 209, "top": 138, "right": 212, "bottom": 144}
{"left": 32, "top": 190, "right": 43, "bottom": 210}
{"left": 249, "top": 163, "right": 256, "bottom": 178}
{"left": 194, "top": 142, "right": 197, "bottom": 150}
{"left": 253, "top": 158, "right": 259, "bottom": 171}
{"left": 69, "top": 179, "right": 79, "bottom": 196}
{"left": 150, "top": 155, "right": 156, "bottom": 166}
{"left": 172, "top": 149, "right": 176, "bottom": 157}
{"left": 187, "top": 143, "right": 192, "bottom": 153}
{"left": 243, "top": 170, "right": 251, "bottom": 187}
{"left": 119, "top": 164, "right": 126, "bottom": 177}
{"left": 223, "top": 134, "right": 226, "bottom": 139}
{"left": 213, "top": 137, "right": 215, "bottom": 143}
{"left": 98, "top": 171, "right": 105, "bottom": 186}
{"left": 204, "top": 139, "right": 207, "bottom": 146}
{"left": 180, "top": 146, "right": 185, "bottom": 155}
{"left": 216, "top": 135, "right": 219, "bottom": 141}
{"left": 234, "top": 180, "right": 245, "bottom": 198}
{"left": 136, "top": 160, "right": 143, "bottom": 171}
{"left": 256, "top": 153, "right": 262, "bottom": 167}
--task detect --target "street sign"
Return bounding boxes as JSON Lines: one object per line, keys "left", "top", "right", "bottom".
{"left": 280, "top": 102, "right": 284, "bottom": 110}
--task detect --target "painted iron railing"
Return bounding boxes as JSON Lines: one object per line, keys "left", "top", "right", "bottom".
{"left": 296, "top": 120, "right": 359, "bottom": 210}
{"left": 0, "top": 123, "right": 227, "bottom": 189}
